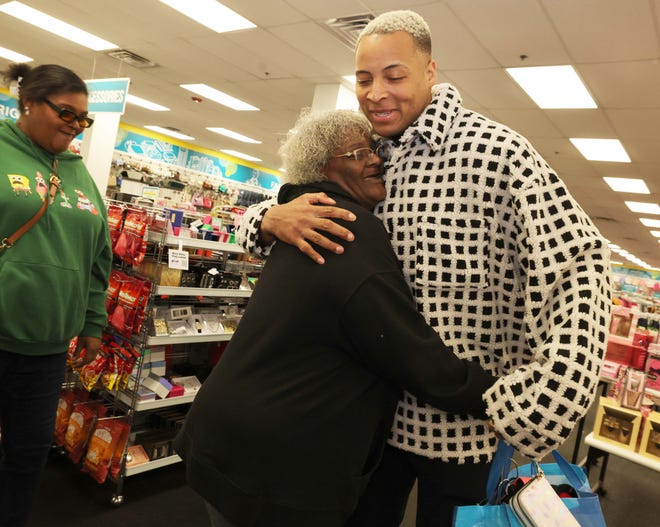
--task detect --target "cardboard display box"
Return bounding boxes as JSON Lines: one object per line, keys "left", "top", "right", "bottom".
{"left": 593, "top": 396, "right": 642, "bottom": 451}
{"left": 639, "top": 411, "right": 660, "bottom": 461}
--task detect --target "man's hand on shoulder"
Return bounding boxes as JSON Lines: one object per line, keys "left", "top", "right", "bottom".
{"left": 261, "top": 192, "right": 356, "bottom": 264}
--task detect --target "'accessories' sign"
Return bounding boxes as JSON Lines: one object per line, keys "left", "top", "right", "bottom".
{"left": 85, "top": 77, "right": 130, "bottom": 114}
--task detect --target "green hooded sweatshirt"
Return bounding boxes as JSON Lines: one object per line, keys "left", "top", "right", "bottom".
{"left": 0, "top": 119, "right": 111, "bottom": 356}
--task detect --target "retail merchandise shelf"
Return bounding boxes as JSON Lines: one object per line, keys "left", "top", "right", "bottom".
{"left": 584, "top": 432, "right": 660, "bottom": 472}
{"left": 147, "top": 332, "right": 234, "bottom": 345}
{"left": 125, "top": 454, "right": 182, "bottom": 477}
{"left": 155, "top": 285, "right": 251, "bottom": 298}
{"left": 147, "top": 231, "right": 243, "bottom": 253}
{"left": 116, "top": 390, "right": 196, "bottom": 411}
{"left": 646, "top": 387, "right": 660, "bottom": 400}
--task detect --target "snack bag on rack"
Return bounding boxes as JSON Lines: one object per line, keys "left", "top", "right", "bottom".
{"left": 109, "top": 277, "right": 143, "bottom": 337}
{"left": 132, "top": 279, "right": 152, "bottom": 336}
{"left": 105, "top": 269, "right": 126, "bottom": 316}
{"left": 101, "top": 351, "right": 120, "bottom": 392}
{"left": 106, "top": 203, "right": 125, "bottom": 249}
{"left": 64, "top": 401, "right": 107, "bottom": 464}
{"left": 116, "top": 342, "right": 140, "bottom": 390}
{"left": 77, "top": 348, "right": 110, "bottom": 391}
{"left": 53, "top": 388, "right": 89, "bottom": 447}
{"left": 82, "top": 418, "right": 129, "bottom": 484}
{"left": 121, "top": 207, "right": 149, "bottom": 267}
{"left": 109, "top": 421, "right": 131, "bottom": 480}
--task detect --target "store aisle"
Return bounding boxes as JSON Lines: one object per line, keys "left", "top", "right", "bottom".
{"left": 27, "top": 399, "right": 658, "bottom": 527}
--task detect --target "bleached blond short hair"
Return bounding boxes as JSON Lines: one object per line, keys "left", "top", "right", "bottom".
{"left": 357, "top": 10, "right": 432, "bottom": 55}
{"left": 279, "top": 109, "right": 373, "bottom": 185}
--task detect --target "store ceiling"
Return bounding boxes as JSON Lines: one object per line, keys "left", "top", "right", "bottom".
{"left": 1, "top": 0, "right": 660, "bottom": 268}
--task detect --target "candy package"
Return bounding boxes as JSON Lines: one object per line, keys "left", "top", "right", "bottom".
{"left": 82, "top": 418, "right": 129, "bottom": 484}
{"left": 64, "top": 401, "right": 107, "bottom": 464}
{"left": 53, "top": 388, "right": 89, "bottom": 447}
{"left": 109, "top": 423, "right": 131, "bottom": 480}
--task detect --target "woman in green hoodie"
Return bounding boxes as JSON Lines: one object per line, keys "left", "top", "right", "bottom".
{"left": 0, "top": 63, "right": 111, "bottom": 527}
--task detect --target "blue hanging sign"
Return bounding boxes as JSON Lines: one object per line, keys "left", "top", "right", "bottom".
{"left": 85, "top": 77, "right": 130, "bottom": 114}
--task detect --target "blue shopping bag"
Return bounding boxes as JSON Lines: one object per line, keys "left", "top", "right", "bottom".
{"left": 452, "top": 441, "right": 606, "bottom": 527}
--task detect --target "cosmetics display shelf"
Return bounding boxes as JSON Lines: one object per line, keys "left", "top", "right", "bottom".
{"left": 124, "top": 454, "right": 182, "bottom": 477}
{"left": 584, "top": 432, "right": 660, "bottom": 473}
{"left": 116, "top": 390, "right": 197, "bottom": 412}
{"left": 146, "top": 231, "right": 243, "bottom": 253}
{"left": 583, "top": 432, "right": 660, "bottom": 495}
{"left": 107, "top": 222, "right": 254, "bottom": 506}
{"left": 155, "top": 285, "right": 251, "bottom": 298}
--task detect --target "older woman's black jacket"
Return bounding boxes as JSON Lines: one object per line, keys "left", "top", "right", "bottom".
{"left": 173, "top": 181, "right": 495, "bottom": 527}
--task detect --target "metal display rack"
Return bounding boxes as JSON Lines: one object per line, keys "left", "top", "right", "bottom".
{"left": 103, "top": 216, "right": 256, "bottom": 505}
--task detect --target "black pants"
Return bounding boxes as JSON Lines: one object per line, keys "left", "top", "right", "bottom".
{"left": 346, "top": 444, "right": 491, "bottom": 527}
{"left": 0, "top": 350, "right": 67, "bottom": 527}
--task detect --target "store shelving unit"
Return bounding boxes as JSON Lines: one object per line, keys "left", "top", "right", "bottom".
{"left": 108, "top": 223, "right": 254, "bottom": 505}
{"left": 583, "top": 432, "right": 660, "bottom": 495}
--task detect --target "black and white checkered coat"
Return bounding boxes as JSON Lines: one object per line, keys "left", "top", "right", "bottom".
{"left": 236, "top": 84, "right": 611, "bottom": 463}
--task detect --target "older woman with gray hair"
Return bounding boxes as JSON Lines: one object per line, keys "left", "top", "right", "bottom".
{"left": 174, "top": 109, "right": 495, "bottom": 527}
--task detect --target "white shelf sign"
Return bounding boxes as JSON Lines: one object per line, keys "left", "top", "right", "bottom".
{"left": 168, "top": 249, "right": 189, "bottom": 270}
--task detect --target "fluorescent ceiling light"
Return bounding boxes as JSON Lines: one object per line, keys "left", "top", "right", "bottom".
{"left": 0, "top": 2, "right": 117, "bottom": 51}
{"left": 159, "top": 0, "right": 255, "bottom": 33}
{"left": 640, "top": 218, "right": 660, "bottom": 228}
{"left": 126, "top": 94, "right": 170, "bottom": 112}
{"left": 144, "top": 125, "right": 194, "bottom": 141}
{"left": 569, "top": 138, "right": 631, "bottom": 162}
{"left": 221, "top": 149, "right": 262, "bottom": 162}
{"left": 180, "top": 84, "right": 258, "bottom": 111}
{"left": 650, "top": 231, "right": 660, "bottom": 238}
{"left": 506, "top": 65, "right": 596, "bottom": 109}
{"left": 207, "top": 127, "right": 261, "bottom": 144}
{"left": 343, "top": 75, "right": 356, "bottom": 85}
{"left": 625, "top": 201, "right": 660, "bottom": 215}
{"left": 0, "top": 45, "right": 31, "bottom": 62}
{"left": 603, "top": 177, "right": 649, "bottom": 194}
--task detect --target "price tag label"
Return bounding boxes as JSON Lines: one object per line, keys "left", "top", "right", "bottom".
{"left": 168, "top": 249, "right": 189, "bottom": 270}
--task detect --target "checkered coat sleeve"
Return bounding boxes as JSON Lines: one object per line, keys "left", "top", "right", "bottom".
{"left": 235, "top": 197, "right": 277, "bottom": 258}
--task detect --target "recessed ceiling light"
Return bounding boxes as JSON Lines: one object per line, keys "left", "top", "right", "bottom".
{"left": 159, "top": 0, "right": 256, "bottom": 33}
{"left": 506, "top": 65, "right": 596, "bottom": 109}
{"left": 569, "top": 138, "right": 631, "bottom": 162}
{"left": 180, "top": 84, "right": 258, "bottom": 111}
{"left": 625, "top": 201, "right": 660, "bottom": 215}
{"left": 0, "top": 1, "right": 117, "bottom": 51}
{"left": 0, "top": 45, "right": 32, "bottom": 62}
{"left": 144, "top": 125, "right": 194, "bottom": 141}
{"left": 603, "top": 177, "right": 649, "bottom": 194}
{"left": 207, "top": 127, "right": 261, "bottom": 144}
{"left": 126, "top": 94, "right": 170, "bottom": 112}
{"left": 640, "top": 218, "right": 660, "bottom": 228}
{"left": 221, "top": 149, "right": 262, "bottom": 162}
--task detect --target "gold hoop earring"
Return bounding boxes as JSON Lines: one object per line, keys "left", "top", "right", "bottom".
{"left": 24, "top": 107, "right": 30, "bottom": 115}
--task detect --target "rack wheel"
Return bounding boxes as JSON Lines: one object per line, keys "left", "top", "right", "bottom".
{"left": 111, "top": 494, "right": 124, "bottom": 506}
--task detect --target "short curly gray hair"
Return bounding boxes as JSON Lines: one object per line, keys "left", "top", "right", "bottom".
{"left": 357, "top": 10, "right": 432, "bottom": 55}
{"left": 279, "top": 109, "right": 373, "bottom": 185}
